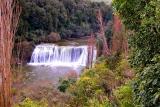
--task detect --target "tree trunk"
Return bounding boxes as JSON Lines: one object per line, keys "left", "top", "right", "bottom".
{"left": 0, "top": 0, "right": 21, "bottom": 106}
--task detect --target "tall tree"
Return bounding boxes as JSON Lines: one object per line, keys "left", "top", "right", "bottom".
{"left": 0, "top": 0, "right": 21, "bottom": 106}
{"left": 96, "top": 9, "right": 110, "bottom": 56}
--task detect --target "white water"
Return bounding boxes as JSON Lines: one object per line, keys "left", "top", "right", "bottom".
{"left": 28, "top": 44, "right": 97, "bottom": 67}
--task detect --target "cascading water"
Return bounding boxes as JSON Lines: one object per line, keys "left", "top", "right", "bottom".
{"left": 28, "top": 44, "right": 97, "bottom": 67}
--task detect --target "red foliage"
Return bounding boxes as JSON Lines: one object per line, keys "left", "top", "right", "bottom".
{"left": 96, "top": 9, "right": 110, "bottom": 56}
{"left": 113, "top": 15, "right": 122, "bottom": 33}
{"left": 112, "top": 15, "right": 128, "bottom": 57}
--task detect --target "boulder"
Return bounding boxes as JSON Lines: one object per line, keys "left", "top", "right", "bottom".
{"left": 45, "top": 32, "right": 61, "bottom": 43}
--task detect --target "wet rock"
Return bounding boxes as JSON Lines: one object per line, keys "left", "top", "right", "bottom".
{"left": 40, "top": 32, "right": 61, "bottom": 43}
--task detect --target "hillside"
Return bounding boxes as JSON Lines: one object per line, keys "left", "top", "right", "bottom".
{"left": 16, "top": 0, "right": 113, "bottom": 43}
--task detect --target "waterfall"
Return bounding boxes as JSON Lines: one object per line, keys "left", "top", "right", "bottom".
{"left": 28, "top": 44, "right": 97, "bottom": 67}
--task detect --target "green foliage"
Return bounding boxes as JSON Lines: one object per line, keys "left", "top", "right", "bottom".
{"left": 133, "top": 56, "right": 160, "bottom": 106}
{"left": 15, "top": 98, "right": 48, "bottom": 107}
{"left": 98, "top": 54, "right": 130, "bottom": 82}
{"left": 17, "top": 0, "right": 113, "bottom": 42}
{"left": 58, "top": 80, "right": 70, "bottom": 92}
{"left": 67, "top": 61, "right": 113, "bottom": 106}
{"left": 87, "top": 97, "right": 113, "bottom": 107}
{"left": 113, "top": 0, "right": 145, "bottom": 30}
{"left": 106, "top": 53, "right": 121, "bottom": 70}
{"left": 113, "top": 0, "right": 160, "bottom": 106}
{"left": 114, "top": 83, "right": 135, "bottom": 107}
{"left": 58, "top": 78, "right": 76, "bottom": 92}
{"left": 113, "top": 0, "right": 160, "bottom": 67}
{"left": 67, "top": 55, "right": 132, "bottom": 106}
{"left": 115, "top": 57, "right": 131, "bottom": 80}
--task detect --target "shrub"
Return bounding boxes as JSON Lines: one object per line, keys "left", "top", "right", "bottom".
{"left": 87, "top": 97, "right": 113, "bottom": 107}
{"left": 14, "top": 98, "right": 48, "bottom": 107}
{"left": 115, "top": 58, "right": 132, "bottom": 81}
{"left": 105, "top": 52, "right": 121, "bottom": 70}
{"left": 58, "top": 78, "right": 76, "bottom": 93}
{"left": 67, "top": 61, "right": 116, "bottom": 106}
{"left": 113, "top": 83, "right": 135, "bottom": 107}
{"left": 67, "top": 55, "right": 133, "bottom": 106}
{"left": 133, "top": 62, "right": 160, "bottom": 106}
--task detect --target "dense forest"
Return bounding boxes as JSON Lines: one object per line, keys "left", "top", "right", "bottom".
{"left": 16, "top": 0, "right": 113, "bottom": 42}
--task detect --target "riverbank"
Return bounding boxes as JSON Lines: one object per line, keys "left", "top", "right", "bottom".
{"left": 12, "top": 65, "right": 78, "bottom": 106}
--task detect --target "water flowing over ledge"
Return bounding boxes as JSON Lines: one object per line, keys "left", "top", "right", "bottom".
{"left": 28, "top": 44, "right": 97, "bottom": 67}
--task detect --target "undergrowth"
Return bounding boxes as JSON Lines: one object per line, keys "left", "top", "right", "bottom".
{"left": 58, "top": 53, "right": 135, "bottom": 107}
{"left": 14, "top": 98, "right": 48, "bottom": 107}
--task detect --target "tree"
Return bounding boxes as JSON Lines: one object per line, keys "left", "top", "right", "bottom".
{"left": 113, "top": 0, "right": 160, "bottom": 106}
{"left": 16, "top": 0, "right": 113, "bottom": 41}
{"left": 96, "top": 9, "right": 110, "bottom": 56}
{"left": 0, "top": 0, "right": 21, "bottom": 106}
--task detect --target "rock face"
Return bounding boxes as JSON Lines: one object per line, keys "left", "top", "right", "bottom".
{"left": 41, "top": 32, "right": 61, "bottom": 43}
{"left": 13, "top": 41, "right": 35, "bottom": 64}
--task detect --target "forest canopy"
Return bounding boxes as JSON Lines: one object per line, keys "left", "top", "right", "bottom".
{"left": 17, "top": 0, "right": 113, "bottom": 42}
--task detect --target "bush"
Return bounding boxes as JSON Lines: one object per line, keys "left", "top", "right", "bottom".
{"left": 87, "top": 97, "right": 113, "bottom": 107}
{"left": 67, "top": 60, "right": 117, "bottom": 106}
{"left": 133, "top": 62, "right": 160, "bottom": 106}
{"left": 66, "top": 55, "right": 133, "bottom": 106}
{"left": 58, "top": 78, "right": 76, "bottom": 93}
{"left": 106, "top": 52, "right": 121, "bottom": 70}
{"left": 14, "top": 98, "right": 48, "bottom": 107}
{"left": 115, "top": 58, "right": 132, "bottom": 81}
{"left": 113, "top": 83, "right": 135, "bottom": 107}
